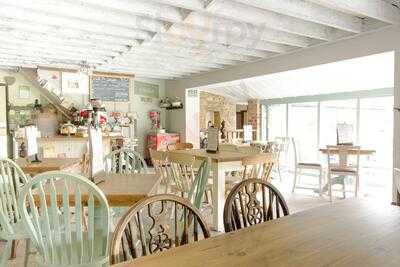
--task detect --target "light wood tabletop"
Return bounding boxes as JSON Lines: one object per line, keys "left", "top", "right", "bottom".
{"left": 169, "top": 149, "right": 251, "bottom": 163}
{"left": 33, "top": 172, "right": 161, "bottom": 207}
{"left": 169, "top": 148, "right": 257, "bottom": 231}
{"left": 17, "top": 157, "right": 81, "bottom": 175}
{"left": 114, "top": 200, "right": 400, "bottom": 267}
{"left": 319, "top": 148, "right": 375, "bottom": 155}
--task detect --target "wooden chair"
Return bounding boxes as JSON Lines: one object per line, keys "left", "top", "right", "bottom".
{"left": 225, "top": 153, "right": 275, "bottom": 193}
{"left": 149, "top": 149, "right": 169, "bottom": 193}
{"left": 167, "top": 142, "right": 193, "bottom": 151}
{"left": 292, "top": 139, "right": 324, "bottom": 196}
{"left": 110, "top": 194, "right": 210, "bottom": 264}
{"left": 18, "top": 171, "right": 110, "bottom": 266}
{"left": 0, "top": 158, "right": 31, "bottom": 267}
{"left": 218, "top": 144, "right": 238, "bottom": 152}
{"left": 104, "top": 148, "right": 148, "bottom": 174}
{"left": 223, "top": 179, "right": 289, "bottom": 233}
{"left": 327, "top": 145, "right": 361, "bottom": 202}
{"left": 165, "top": 152, "right": 195, "bottom": 197}
{"left": 242, "top": 153, "right": 275, "bottom": 181}
{"left": 273, "top": 137, "right": 291, "bottom": 181}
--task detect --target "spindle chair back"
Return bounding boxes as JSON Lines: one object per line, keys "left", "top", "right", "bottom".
{"left": 105, "top": 149, "right": 148, "bottom": 174}
{"left": 149, "top": 149, "right": 169, "bottom": 193}
{"left": 224, "top": 179, "right": 289, "bottom": 232}
{"left": 241, "top": 153, "right": 275, "bottom": 182}
{"left": 165, "top": 153, "right": 195, "bottom": 195}
{"left": 110, "top": 194, "right": 210, "bottom": 264}
{"left": 18, "top": 171, "right": 110, "bottom": 266}
{"left": 0, "top": 158, "right": 31, "bottom": 266}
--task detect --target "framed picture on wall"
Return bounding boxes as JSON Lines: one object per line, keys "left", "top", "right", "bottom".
{"left": 62, "top": 72, "right": 89, "bottom": 95}
{"left": 18, "top": 85, "right": 31, "bottom": 99}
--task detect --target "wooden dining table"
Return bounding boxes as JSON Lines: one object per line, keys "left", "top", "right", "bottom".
{"left": 114, "top": 200, "right": 400, "bottom": 267}
{"left": 17, "top": 157, "right": 81, "bottom": 176}
{"left": 32, "top": 172, "right": 161, "bottom": 207}
{"left": 169, "top": 149, "right": 257, "bottom": 232}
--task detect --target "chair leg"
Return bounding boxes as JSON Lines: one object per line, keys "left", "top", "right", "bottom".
{"left": 1, "top": 241, "right": 12, "bottom": 267}
{"left": 355, "top": 174, "right": 359, "bottom": 198}
{"left": 277, "top": 162, "right": 282, "bottom": 182}
{"left": 318, "top": 168, "right": 323, "bottom": 197}
{"left": 24, "top": 239, "right": 31, "bottom": 267}
{"left": 292, "top": 166, "right": 298, "bottom": 193}
{"left": 328, "top": 173, "right": 333, "bottom": 203}
{"left": 10, "top": 239, "right": 18, "bottom": 259}
{"left": 343, "top": 180, "right": 346, "bottom": 199}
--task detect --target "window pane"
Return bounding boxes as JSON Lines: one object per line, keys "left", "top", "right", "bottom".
{"left": 320, "top": 99, "right": 357, "bottom": 147}
{"left": 267, "top": 104, "right": 286, "bottom": 140}
{"left": 359, "top": 96, "right": 393, "bottom": 195}
{"left": 288, "top": 102, "right": 318, "bottom": 162}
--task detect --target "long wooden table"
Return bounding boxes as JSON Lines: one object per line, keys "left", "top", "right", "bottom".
{"left": 115, "top": 200, "right": 400, "bottom": 267}
{"left": 170, "top": 149, "right": 255, "bottom": 231}
{"left": 17, "top": 157, "right": 81, "bottom": 176}
{"left": 33, "top": 172, "right": 161, "bottom": 207}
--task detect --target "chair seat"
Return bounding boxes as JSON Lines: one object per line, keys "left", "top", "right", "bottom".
{"left": 330, "top": 167, "right": 357, "bottom": 174}
{"left": 297, "top": 162, "right": 321, "bottom": 168}
{"left": 0, "top": 220, "right": 31, "bottom": 241}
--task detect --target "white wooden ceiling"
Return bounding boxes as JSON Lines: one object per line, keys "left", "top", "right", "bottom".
{"left": 0, "top": 0, "right": 399, "bottom": 79}
{"left": 200, "top": 52, "right": 395, "bottom": 102}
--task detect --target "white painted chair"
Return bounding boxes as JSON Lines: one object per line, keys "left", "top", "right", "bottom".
{"left": 327, "top": 145, "right": 361, "bottom": 202}
{"left": 273, "top": 137, "right": 291, "bottom": 181}
{"left": 0, "top": 158, "right": 31, "bottom": 267}
{"left": 292, "top": 139, "right": 324, "bottom": 196}
{"left": 104, "top": 149, "right": 148, "bottom": 174}
{"left": 18, "top": 171, "right": 110, "bottom": 266}
{"left": 149, "top": 149, "right": 169, "bottom": 193}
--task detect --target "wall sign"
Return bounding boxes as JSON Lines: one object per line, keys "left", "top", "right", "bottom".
{"left": 91, "top": 75, "right": 130, "bottom": 102}
{"left": 135, "top": 81, "right": 159, "bottom": 98}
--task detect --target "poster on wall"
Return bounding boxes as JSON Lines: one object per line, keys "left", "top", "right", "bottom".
{"left": 135, "top": 81, "right": 159, "bottom": 98}
{"left": 62, "top": 72, "right": 89, "bottom": 95}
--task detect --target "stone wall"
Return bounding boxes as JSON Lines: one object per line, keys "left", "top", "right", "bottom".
{"left": 199, "top": 91, "right": 236, "bottom": 131}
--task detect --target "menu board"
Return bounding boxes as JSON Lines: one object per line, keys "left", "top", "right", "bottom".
{"left": 91, "top": 75, "right": 130, "bottom": 102}
{"left": 206, "top": 127, "right": 219, "bottom": 153}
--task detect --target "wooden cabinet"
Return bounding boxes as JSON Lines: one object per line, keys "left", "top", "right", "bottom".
{"left": 146, "top": 133, "right": 180, "bottom": 158}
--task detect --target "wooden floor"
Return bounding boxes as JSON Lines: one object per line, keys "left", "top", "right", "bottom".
{"left": 3, "top": 168, "right": 390, "bottom": 265}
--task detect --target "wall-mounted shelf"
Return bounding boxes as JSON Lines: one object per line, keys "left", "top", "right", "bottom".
{"left": 166, "top": 105, "right": 183, "bottom": 110}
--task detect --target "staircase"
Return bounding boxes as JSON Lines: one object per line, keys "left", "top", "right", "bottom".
{"left": 19, "top": 68, "right": 72, "bottom": 120}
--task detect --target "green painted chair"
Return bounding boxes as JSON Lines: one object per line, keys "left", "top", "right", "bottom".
{"left": 18, "top": 171, "right": 110, "bottom": 266}
{"left": 0, "top": 158, "right": 31, "bottom": 267}
{"left": 165, "top": 153, "right": 211, "bottom": 210}
{"left": 188, "top": 158, "right": 211, "bottom": 210}
{"left": 104, "top": 149, "right": 148, "bottom": 174}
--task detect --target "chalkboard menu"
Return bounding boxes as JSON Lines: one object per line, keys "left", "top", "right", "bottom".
{"left": 91, "top": 75, "right": 130, "bottom": 102}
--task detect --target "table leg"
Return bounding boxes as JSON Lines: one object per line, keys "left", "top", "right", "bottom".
{"left": 212, "top": 163, "right": 225, "bottom": 232}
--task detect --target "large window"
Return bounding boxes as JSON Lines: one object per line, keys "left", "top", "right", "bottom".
{"left": 267, "top": 104, "right": 286, "bottom": 140}
{"left": 288, "top": 102, "right": 318, "bottom": 162}
{"left": 320, "top": 99, "right": 357, "bottom": 147}
{"left": 264, "top": 94, "right": 394, "bottom": 199}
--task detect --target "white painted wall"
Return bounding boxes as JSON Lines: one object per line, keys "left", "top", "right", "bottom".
{"left": 0, "top": 68, "right": 166, "bottom": 157}
{"left": 165, "top": 25, "right": 400, "bottom": 202}
{"left": 0, "top": 69, "right": 47, "bottom": 106}
{"left": 132, "top": 77, "right": 166, "bottom": 156}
